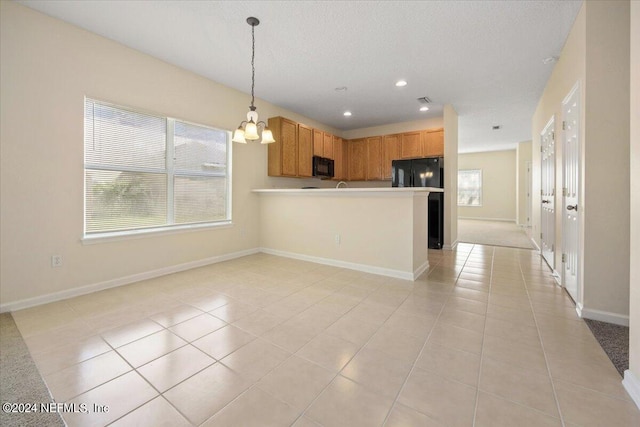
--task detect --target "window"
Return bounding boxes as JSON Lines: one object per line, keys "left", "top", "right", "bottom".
{"left": 458, "top": 169, "right": 482, "bottom": 206}
{"left": 84, "top": 99, "right": 230, "bottom": 237}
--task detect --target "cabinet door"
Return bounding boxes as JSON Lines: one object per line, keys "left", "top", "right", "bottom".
{"left": 323, "top": 132, "right": 334, "bottom": 159}
{"left": 348, "top": 139, "right": 366, "bottom": 181}
{"left": 333, "top": 136, "right": 343, "bottom": 180}
{"left": 281, "top": 118, "right": 298, "bottom": 176}
{"left": 298, "top": 124, "right": 313, "bottom": 177}
{"left": 423, "top": 128, "right": 444, "bottom": 157}
{"left": 400, "top": 131, "right": 422, "bottom": 159}
{"left": 313, "top": 129, "right": 324, "bottom": 157}
{"left": 366, "top": 136, "right": 382, "bottom": 180}
{"left": 382, "top": 134, "right": 400, "bottom": 180}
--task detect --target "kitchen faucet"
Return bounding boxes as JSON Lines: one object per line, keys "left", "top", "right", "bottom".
{"left": 336, "top": 181, "right": 348, "bottom": 189}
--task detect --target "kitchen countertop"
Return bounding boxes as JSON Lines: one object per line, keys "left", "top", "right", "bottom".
{"left": 252, "top": 187, "right": 443, "bottom": 194}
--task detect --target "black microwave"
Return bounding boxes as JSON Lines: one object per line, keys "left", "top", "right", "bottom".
{"left": 313, "top": 156, "right": 334, "bottom": 179}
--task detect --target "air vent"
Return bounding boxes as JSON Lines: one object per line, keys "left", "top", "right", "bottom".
{"left": 417, "top": 96, "right": 432, "bottom": 104}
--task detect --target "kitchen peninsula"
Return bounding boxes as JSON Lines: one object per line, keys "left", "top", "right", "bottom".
{"left": 253, "top": 187, "right": 443, "bottom": 280}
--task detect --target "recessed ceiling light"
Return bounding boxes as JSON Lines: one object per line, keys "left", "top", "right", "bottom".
{"left": 395, "top": 80, "right": 407, "bottom": 87}
{"left": 343, "top": 111, "right": 352, "bottom": 117}
{"left": 419, "top": 106, "right": 429, "bottom": 112}
{"left": 542, "top": 56, "right": 559, "bottom": 64}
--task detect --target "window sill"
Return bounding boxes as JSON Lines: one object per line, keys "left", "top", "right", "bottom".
{"left": 81, "top": 220, "right": 233, "bottom": 245}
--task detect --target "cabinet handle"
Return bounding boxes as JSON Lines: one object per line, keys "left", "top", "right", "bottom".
{"left": 566, "top": 205, "right": 578, "bottom": 211}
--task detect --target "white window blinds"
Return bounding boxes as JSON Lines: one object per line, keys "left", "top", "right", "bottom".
{"left": 84, "top": 98, "right": 230, "bottom": 235}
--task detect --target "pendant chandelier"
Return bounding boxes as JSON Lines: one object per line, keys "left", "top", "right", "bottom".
{"left": 232, "top": 17, "right": 275, "bottom": 144}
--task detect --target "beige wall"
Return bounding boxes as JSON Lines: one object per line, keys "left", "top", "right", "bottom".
{"left": 458, "top": 150, "right": 517, "bottom": 221}
{"left": 628, "top": 0, "right": 640, "bottom": 399}
{"left": 0, "top": 2, "right": 335, "bottom": 307}
{"left": 516, "top": 141, "right": 532, "bottom": 226}
{"left": 341, "top": 117, "right": 444, "bottom": 140}
{"left": 532, "top": 1, "right": 630, "bottom": 322}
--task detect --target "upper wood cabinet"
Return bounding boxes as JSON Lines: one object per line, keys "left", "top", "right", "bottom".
{"left": 323, "top": 132, "right": 334, "bottom": 159}
{"left": 400, "top": 131, "right": 422, "bottom": 159}
{"left": 298, "top": 124, "right": 313, "bottom": 177}
{"left": 333, "top": 136, "right": 344, "bottom": 180}
{"left": 268, "top": 117, "right": 298, "bottom": 177}
{"left": 313, "top": 129, "right": 324, "bottom": 157}
{"left": 423, "top": 128, "right": 444, "bottom": 157}
{"left": 382, "top": 134, "right": 401, "bottom": 180}
{"left": 348, "top": 139, "right": 367, "bottom": 181}
{"left": 366, "top": 136, "right": 382, "bottom": 180}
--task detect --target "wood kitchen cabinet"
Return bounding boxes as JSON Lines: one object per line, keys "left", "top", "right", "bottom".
{"left": 333, "top": 136, "right": 345, "bottom": 180}
{"left": 382, "top": 134, "right": 401, "bottom": 180}
{"left": 323, "top": 132, "right": 334, "bottom": 159}
{"left": 348, "top": 138, "right": 366, "bottom": 181}
{"left": 268, "top": 117, "right": 298, "bottom": 177}
{"left": 400, "top": 131, "right": 422, "bottom": 159}
{"left": 423, "top": 128, "right": 444, "bottom": 157}
{"left": 297, "top": 124, "right": 313, "bottom": 177}
{"left": 313, "top": 129, "right": 324, "bottom": 157}
{"left": 366, "top": 136, "right": 382, "bottom": 180}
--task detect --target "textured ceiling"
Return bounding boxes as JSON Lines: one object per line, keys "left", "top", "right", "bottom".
{"left": 18, "top": 0, "right": 582, "bottom": 153}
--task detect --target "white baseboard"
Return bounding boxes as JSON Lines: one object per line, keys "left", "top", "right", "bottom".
{"left": 552, "top": 270, "right": 561, "bottom": 286}
{"left": 530, "top": 238, "right": 541, "bottom": 252}
{"left": 259, "top": 247, "right": 421, "bottom": 281}
{"left": 443, "top": 240, "right": 458, "bottom": 251}
{"left": 0, "top": 248, "right": 260, "bottom": 313}
{"left": 623, "top": 370, "right": 640, "bottom": 410}
{"left": 458, "top": 217, "right": 516, "bottom": 222}
{"left": 576, "top": 303, "right": 630, "bottom": 326}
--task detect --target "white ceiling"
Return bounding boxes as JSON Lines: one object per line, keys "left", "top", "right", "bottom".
{"left": 19, "top": 0, "right": 582, "bottom": 153}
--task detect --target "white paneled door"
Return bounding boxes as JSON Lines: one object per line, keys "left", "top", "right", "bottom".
{"left": 540, "top": 117, "right": 555, "bottom": 269}
{"left": 562, "top": 83, "right": 580, "bottom": 302}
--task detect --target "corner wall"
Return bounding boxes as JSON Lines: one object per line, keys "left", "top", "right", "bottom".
{"left": 625, "top": 0, "right": 640, "bottom": 408}
{"left": 443, "top": 105, "right": 458, "bottom": 249}
{"left": 0, "top": 2, "right": 334, "bottom": 308}
{"left": 532, "top": 1, "right": 630, "bottom": 323}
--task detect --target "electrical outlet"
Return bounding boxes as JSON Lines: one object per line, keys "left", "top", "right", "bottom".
{"left": 51, "top": 255, "right": 63, "bottom": 268}
{"left": 335, "top": 234, "right": 341, "bottom": 246}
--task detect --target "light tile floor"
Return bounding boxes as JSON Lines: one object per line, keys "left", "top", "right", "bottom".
{"left": 10, "top": 244, "right": 640, "bottom": 426}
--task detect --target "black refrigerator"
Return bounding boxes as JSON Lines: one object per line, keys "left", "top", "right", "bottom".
{"left": 391, "top": 157, "right": 444, "bottom": 249}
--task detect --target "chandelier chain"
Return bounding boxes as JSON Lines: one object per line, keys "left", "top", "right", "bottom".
{"left": 251, "top": 23, "right": 255, "bottom": 109}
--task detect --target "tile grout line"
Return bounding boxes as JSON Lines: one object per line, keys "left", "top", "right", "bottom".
{"left": 470, "top": 246, "right": 494, "bottom": 427}
{"left": 519, "top": 252, "right": 566, "bottom": 426}
{"left": 197, "top": 271, "right": 391, "bottom": 426}
{"left": 379, "top": 246, "right": 476, "bottom": 426}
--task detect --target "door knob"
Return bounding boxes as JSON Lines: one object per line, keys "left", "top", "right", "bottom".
{"left": 567, "top": 205, "right": 578, "bottom": 211}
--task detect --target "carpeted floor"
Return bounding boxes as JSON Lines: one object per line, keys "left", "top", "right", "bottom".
{"left": 0, "top": 313, "right": 64, "bottom": 427}
{"left": 457, "top": 219, "right": 534, "bottom": 249}
{"left": 585, "top": 318, "right": 630, "bottom": 377}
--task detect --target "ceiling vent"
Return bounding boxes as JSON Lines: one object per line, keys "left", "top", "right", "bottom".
{"left": 417, "top": 96, "right": 432, "bottom": 104}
